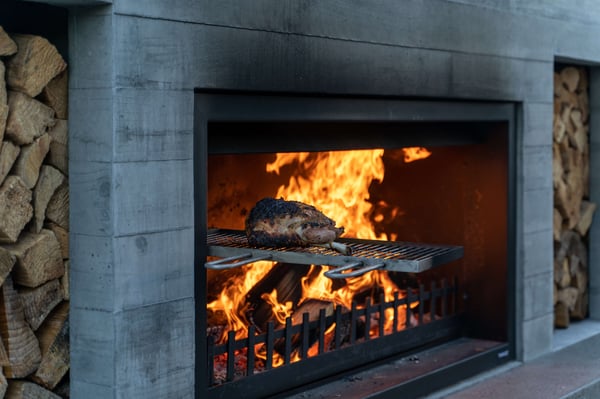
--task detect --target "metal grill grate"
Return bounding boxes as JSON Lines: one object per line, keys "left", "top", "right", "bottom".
{"left": 206, "top": 229, "right": 463, "bottom": 275}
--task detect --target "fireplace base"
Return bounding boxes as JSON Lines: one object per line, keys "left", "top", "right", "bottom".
{"left": 277, "top": 337, "right": 508, "bottom": 399}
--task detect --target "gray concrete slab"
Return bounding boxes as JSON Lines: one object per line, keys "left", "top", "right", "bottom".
{"left": 427, "top": 324, "right": 600, "bottom": 399}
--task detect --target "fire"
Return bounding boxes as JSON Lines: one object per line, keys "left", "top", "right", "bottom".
{"left": 208, "top": 147, "right": 430, "bottom": 370}
{"left": 402, "top": 147, "right": 431, "bottom": 163}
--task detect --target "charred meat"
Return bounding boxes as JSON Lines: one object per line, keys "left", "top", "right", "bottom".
{"left": 245, "top": 197, "right": 351, "bottom": 255}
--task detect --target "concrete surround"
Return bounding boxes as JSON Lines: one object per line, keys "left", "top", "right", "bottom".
{"left": 12, "top": 0, "right": 600, "bottom": 397}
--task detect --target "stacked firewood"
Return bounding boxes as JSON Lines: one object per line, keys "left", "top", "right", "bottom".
{"left": 553, "top": 65, "right": 596, "bottom": 328}
{"left": 0, "top": 26, "right": 70, "bottom": 398}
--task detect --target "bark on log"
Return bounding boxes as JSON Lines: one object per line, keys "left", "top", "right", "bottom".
{"left": 5, "top": 380, "right": 61, "bottom": 399}
{"left": 32, "top": 301, "right": 69, "bottom": 390}
{"left": 12, "top": 133, "right": 52, "bottom": 189}
{"left": 0, "top": 246, "right": 16, "bottom": 293}
{"left": 0, "top": 61, "right": 7, "bottom": 143}
{"left": 45, "top": 119, "right": 68, "bottom": 176}
{"left": 18, "top": 279, "right": 63, "bottom": 331}
{"left": 0, "top": 176, "right": 33, "bottom": 243}
{"left": 0, "top": 369, "right": 6, "bottom": 398}
{"left": 60, "top": 260, "right": 69, "bottom": 300}
{"left": 0, "top": 140, "right": 20, "bottom": 185}
{"left": 31, "top": 166, "right": 65, "bottom": 234}
{"left": 0, "top": 276, "right": 42, "bottom": 378}
{"left": 560, "top": 66, "right": 580, "bottom": 93}
{"left": 3, "top": 229, "right": 65, "bottom": 288}
{"left": 0, "top": 26, "right": 17, "bottom": 56}
{"left": 39, "top": 70, "right": 68, "bottom": 120}
{"left": 45, "top": 182, "right": 69, "bottom": 230}
{"left": 5, "top": 91, "right": 55, "bottom": 146}
{"left": 5, "top": 33, "right": 67, "bottom": 98}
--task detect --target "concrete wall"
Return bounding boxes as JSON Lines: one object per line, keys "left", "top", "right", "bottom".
{"left": 22, "top": 0, "right": 599, "bottom": 397}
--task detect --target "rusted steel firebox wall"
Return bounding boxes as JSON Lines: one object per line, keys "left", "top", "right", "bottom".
{"left": 9, "top": 0, "right": 599, "bottom": 398}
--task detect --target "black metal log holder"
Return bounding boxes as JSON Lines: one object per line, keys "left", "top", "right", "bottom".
{"left": 206, "top": 278, "right": 460, "bottom": 398}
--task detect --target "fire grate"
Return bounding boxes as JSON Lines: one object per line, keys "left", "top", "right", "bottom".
{"left": 206, "top": 229, "right": 463, "bottom": 276}
{"left": 206, "top": 278, "right": 461, "bottom": 398}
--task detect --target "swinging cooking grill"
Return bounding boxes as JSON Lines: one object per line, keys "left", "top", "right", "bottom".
{"left": 205, "top": 229, "right": 463, "bottom": 278}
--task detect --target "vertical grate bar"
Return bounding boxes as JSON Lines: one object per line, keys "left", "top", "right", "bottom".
{"left": 418, "top": 284, "right": 425, "bottom": 325}
{"left": 227, "top": 330, "right": 236, "bottom": 382}
{"left": 318, "top": 308, "right": 326, "bottom": 355}
{"left": 247, "top": 325, "right": 256, "bottom": 377}
{"left": 301, "top": 313, "right": 310, "bottom": 359}
{"left": 350, "top": 302, "right": 358, "bottom": 345}
{"left": 284, "top": 318, "right": 293, "bottom": 364}
{"left": 441, "top": 278, "right": 448, "bottom": 317}
{"left": 364, "top": 297, "right": 372, "bottom": 341}
{"left": 207, "top": 335, "right": 215, "bottom": 386}
{"left": 335, "top": 306, "right": 342, "bottom": 349}
{"left": 430, "top": 281, "right": 437, "bottom": 321}
{"left": 266, "top": 322, "right": 275, "bottom": 370}
{"left": 378, "top": 293, "right": 385, "bottom": 338}
{"left": 406, "top": 287, "right": 413, "bottom": 329}
{"left": 393, "top": 291, "right": 399, "bottom": 333}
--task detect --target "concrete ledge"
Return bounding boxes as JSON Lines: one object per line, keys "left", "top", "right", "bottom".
{"left": 427, "top": 320, "right": 600, "bottom": 399}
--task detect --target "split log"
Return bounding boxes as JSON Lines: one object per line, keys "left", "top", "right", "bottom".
{"left": 575, "top": 201, "right": 596, "bottom": 236}
{"left": 5, "top": 33, "right": 67, "bottom": 98}
{"left": 553, "top": 208, "right": 563, "bottom": 242}
{"left": 554, "top": 301, "right": 570, "bottom": 328}
{"left": 560, "top": 66, "right": 580, "bottom": 93}
{"left": 0, "top": 26, "right": 17, "bottom": 56}
{"left": 45, "top": 222, "right": 69, "bottom": 260}
{"left": 12, "top": 133, "right": 52, "bottom": 189}
{"left": 0, "top": 61, "right": 7, "bottom": 143}
{"left": 556, "top": 287, "right": 579, "bottom": 311}
{"left": 18, "top": 279, "right": 63, "bottom": 331}
{"left": 0, "top": 370, "right": 6, "bottom": 398}
{"left": 31, "top": 301, "right": 69, "bottom": 390}
{"left": 0, "top": 246, "right": 16, "bottom": 293}
{"left": 45, "top": 119, "right": 68, "bottom": 176}
{"left": 0, "top": 276, "right": 42, "bottom": 378}
{"left": 39, "top": 70, "right": 68, "bottom": 120}
{"left": 60, "top": 260, "right": 69, "bottom": 300}
{"left": 3, "top": 229, "right": 65, "bottom": 288}
{"left": 571, "top": 292, "right": 588, "bottom": 320}
{"left": 5, "top": 91, "right": 55, "bottom": 146}
{"left": 0, "top": 176, "right": 33, "bottom": 243}
{"left": 45, "top": 182, "right": 69, "bottom": 230}
{"left": 5, "top": 380, "right": 61, "bottom": 399}
{"left": 31, "top": 166, "right": 66, "bottom": 233}
{"left": 554, "top": 258, "right": 570, "bottom": 288}
{"left": 0, "top": 140, "right": 20, "bottom": 185}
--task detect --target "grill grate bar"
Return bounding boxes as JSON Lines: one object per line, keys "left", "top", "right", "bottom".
{"left": 206, "top": 229, "right": 463, "bottom": 274}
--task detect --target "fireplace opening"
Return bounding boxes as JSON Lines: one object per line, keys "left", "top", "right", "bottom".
{"left": 195, "top": 92, "right": 516, "bottom": 398}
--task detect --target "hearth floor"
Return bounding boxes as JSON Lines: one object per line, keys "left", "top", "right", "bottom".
{"left": 427, "top": 320, "right": 600, "bottom": 399}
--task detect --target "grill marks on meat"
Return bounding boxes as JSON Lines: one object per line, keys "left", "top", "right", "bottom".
{"left": 245, "top": 197, "right": 351, "bottom": 255}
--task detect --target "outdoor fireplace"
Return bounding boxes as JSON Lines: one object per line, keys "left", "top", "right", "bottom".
{"left": 194, "top": 91, "right": 517, "bottom": 398}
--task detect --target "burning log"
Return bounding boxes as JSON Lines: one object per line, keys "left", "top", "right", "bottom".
{"left": 245, "top": 262, "right": 310, "bottom": 332}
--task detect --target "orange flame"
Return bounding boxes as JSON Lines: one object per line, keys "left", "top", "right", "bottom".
{"left": 402, "top": 147, "right": 431, "bottom": 163}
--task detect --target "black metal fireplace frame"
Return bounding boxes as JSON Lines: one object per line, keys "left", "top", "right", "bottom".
{"left": 194, "top": 90, "right": 517, "bottom": 398}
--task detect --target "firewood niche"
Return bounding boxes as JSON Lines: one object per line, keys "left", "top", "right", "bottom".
{"left": 0, "top": 27, "right": 70, "bottom": 397}
{"left": 553, "top": 65, "right": 596, "bottom": 328}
